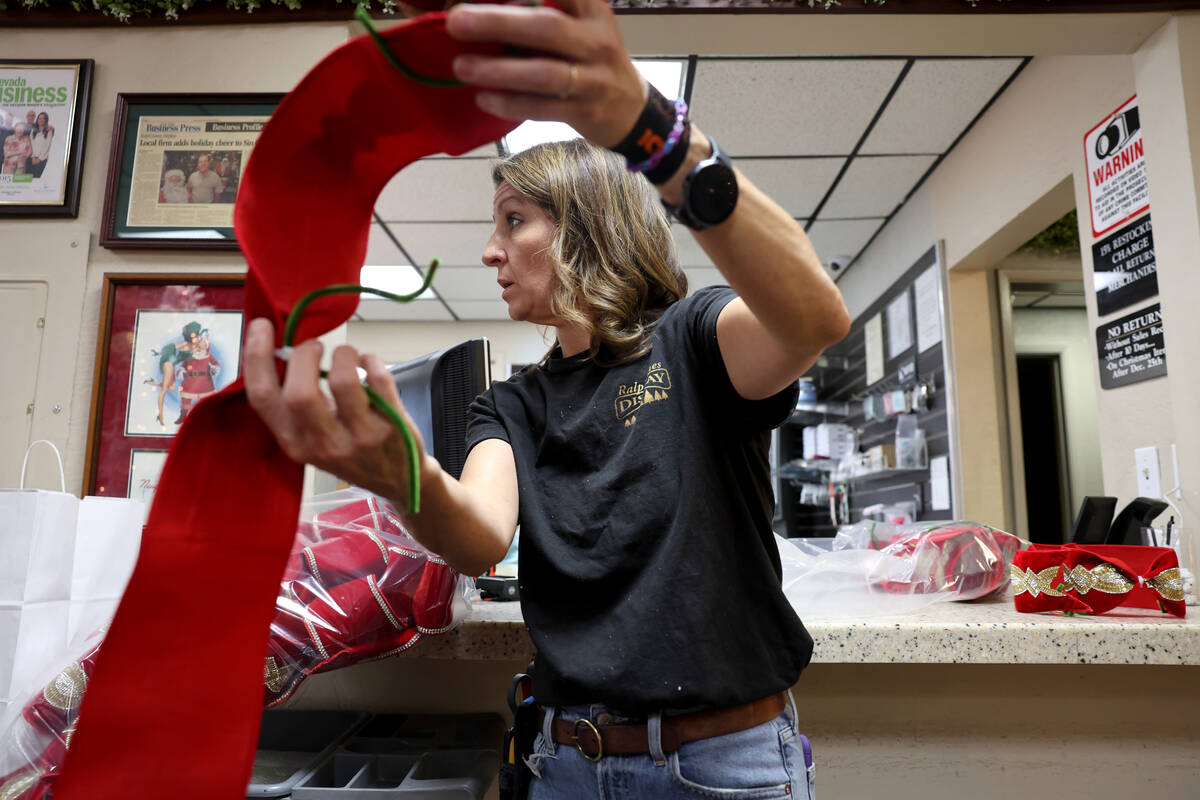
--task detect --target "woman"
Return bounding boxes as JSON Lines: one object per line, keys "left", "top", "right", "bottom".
{"left": 145, "top": 343, "right": 180, "bottom": 426}
{"left": 2, "top": 122, "right": 31, "bottom": 175}
{"left": 245, "top": 1, "right": 848, "bottom": 797}
{"left": 177, "top": 323, "right": 220, "bottom": 424}
{"left": 29, "top": 112, "right": 53, "bottom": 179}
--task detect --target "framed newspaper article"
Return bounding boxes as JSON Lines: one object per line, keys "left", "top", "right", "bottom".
{"left": 0, "top": 58, "right": 93, "bottom": 217}
{"left": 83, "top": 273, "right": 246, "bottom": 497}
{"left": 99, "top": 93, "right": 282, "bottom": 249}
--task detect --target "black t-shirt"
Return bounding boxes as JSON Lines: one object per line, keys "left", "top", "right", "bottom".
{"left": 465, "top": 286, "right": 813, "bottom": 713}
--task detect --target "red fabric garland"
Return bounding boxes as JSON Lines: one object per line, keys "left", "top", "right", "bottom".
{"left": 52, "top": 14, "right": 514, "bottom": 800}
{"left": 1011, "top": 543, "right": 1185, "bottom": 617}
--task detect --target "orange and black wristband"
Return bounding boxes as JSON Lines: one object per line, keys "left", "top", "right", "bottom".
{"left": 610, "top": 84, "right": 691, "bottom": 185}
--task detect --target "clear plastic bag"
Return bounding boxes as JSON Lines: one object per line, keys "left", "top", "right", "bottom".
{"left": 265, "top": 488, "right": 474, "bottom": 706}
{"left": 0, "top": 489, "right": 471, "bottom": 799}
{"left": 778, "top": 521, "right": 1022, "bottom": 620}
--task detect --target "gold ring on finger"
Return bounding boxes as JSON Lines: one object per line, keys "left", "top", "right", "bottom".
{"left": 560, "top": 63, "right": 579, "bottom": 100}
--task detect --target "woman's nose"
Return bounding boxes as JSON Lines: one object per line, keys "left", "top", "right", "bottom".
{"left": 482, "top": 235, "right": 504, "bottom": 268}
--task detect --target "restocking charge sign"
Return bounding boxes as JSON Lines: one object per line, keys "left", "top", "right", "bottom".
{"left": 1092, "top": 214, "right": 1157, "bottom": 316}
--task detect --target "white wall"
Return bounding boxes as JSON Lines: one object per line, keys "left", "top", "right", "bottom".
{"left": 1012, "top": 307, "right": 1105, "bottom": 515}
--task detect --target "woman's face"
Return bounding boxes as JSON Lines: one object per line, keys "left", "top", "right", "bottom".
{"left": 13, "top": 123, "right": 25, "bottom": 137}
{"left": 484, "top": 182, "right": 560, "bottom": 325}
{"left": 36, "top": 113, "right": 48, "bottom": 129}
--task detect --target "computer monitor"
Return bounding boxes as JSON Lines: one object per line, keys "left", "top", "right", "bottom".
{"left": 387, "top": 338, "right": 491, "bottom": 480}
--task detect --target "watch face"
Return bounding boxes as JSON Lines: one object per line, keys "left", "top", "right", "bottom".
{"left": 691, "top": 162, "right": 738, "bottom": 225}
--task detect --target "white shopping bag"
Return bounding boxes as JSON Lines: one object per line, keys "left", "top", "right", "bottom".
{"left": 69, "top": 495, "right": 143, "bottom": 646}
{"left": 0, "top": 441, "right": 76, "bottom": 703}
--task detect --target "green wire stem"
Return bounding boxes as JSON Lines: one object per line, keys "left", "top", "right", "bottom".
{"left": 283, "top": 260, "right": 440, "bottom": 515}
{"left": 355, "top": 5, "right": 465, "bottom": 88}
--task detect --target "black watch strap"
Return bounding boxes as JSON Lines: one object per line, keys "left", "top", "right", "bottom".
{"left": 662, "top": 135, "right": 738, "bottom": 232}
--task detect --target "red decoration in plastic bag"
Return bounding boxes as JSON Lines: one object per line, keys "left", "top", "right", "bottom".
{"left": 869, "top": 523, "right": 1022, "bottom": 599}
{"left": 1, "top": 493, "right": 463, "bottom": 800}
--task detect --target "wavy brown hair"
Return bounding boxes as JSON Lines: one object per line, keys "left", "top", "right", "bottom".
{"left": 492, "top": 138, "right": 687, "bottom": 367}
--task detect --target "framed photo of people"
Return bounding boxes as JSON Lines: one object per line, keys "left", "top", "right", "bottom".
{"left": 0, "top": 58, "right": 93, "bottom": 217}
{"left": 84, "top": 273, "right": 246, "bottom": 499}
{"left": 99, "top": 93, "right": 282, "bottom": 249}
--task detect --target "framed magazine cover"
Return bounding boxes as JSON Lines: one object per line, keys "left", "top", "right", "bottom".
{"left": 99, "top": 92, "right": 282, "bottom": 249}
{"left": 83, "top": 273, "right": 246, "bottom": 498}
{"left": 0, "top": 58, "right": 93, "bottom": 217}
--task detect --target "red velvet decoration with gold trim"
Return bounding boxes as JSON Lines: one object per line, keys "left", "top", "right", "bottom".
{"left": 1010, "top": 543, "right": 1185, "bottom": 618}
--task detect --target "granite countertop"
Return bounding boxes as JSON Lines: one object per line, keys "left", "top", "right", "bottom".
{"left": 400, "top": 595, "right": 1200, "bottom": 666}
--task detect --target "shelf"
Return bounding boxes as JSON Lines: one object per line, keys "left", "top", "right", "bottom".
{"left": 843, "top": 466, "right": 929, "bottom": 485}
{"left": 779, "top": 461, "right": 835, "bottom": 484}
{"left": 790, "top": 401, "right": 850, "bottom": 424}
{"left": 814, "top": 355, "right": 850, "bottom": 371}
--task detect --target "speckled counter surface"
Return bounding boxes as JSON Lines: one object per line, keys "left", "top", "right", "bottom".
{"left": 399, "top": 595, "right": 1200, "bottom": 666}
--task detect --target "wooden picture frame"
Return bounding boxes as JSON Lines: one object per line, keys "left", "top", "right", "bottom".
{"left": 99, "top": 92, "right": 282, "bottom": 249}
{"left": 0, "top": 58, "right": 93, "bottom": 217}
{"left": 83, "top": 273, "right": 246, "bottom": 500}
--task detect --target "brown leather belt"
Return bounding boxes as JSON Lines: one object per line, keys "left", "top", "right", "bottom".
{"left": 545, "top": 691, "right": 786, "bottom": 761}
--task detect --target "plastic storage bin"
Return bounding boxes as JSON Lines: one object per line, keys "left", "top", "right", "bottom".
{"left": 248, "top": 710, "right": 369, "bottom": 798}
{"left": 275, "top": 713, "right": 503, "bottom": 800}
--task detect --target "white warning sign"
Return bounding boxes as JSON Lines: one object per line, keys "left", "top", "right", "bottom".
{"left": 1084, "top": 95, "right": 1150, "bottom": 238}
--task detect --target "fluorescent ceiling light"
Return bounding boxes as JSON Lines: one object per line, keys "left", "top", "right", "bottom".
{"left": 502, "top": 59, "right": 687, "bottom": 155}
{"left": 359, "top": 265, "right": 437, "bottom": 300}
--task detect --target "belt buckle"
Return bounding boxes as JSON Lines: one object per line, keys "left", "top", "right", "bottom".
{"left": 572, "top": 718, "right": 603, "bottom": 761}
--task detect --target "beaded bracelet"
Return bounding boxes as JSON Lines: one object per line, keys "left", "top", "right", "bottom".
{"left": 627, "top": 97, "right": 689, "bottom": 181}
{"left": 609, "top": 85, "right": 691, "bottom": 185}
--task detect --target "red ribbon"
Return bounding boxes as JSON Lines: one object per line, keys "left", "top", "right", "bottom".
{"left": 1011, "top": 543, "right": 1185, "bottom": 618}
{"left": 53, "top": 15, "right": 514, "bottom": 799}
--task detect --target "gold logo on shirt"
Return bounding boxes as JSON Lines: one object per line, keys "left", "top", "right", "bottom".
{"left": 614, "top": 361, "right": 672, "bottom": 427}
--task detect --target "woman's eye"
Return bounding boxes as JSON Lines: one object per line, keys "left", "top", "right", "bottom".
{"left": 507, "top": 214, "right": 522, "bottom": 228}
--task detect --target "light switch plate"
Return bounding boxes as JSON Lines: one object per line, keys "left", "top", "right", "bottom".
{"left": 1135, "top": 446, "right": 1162, "bottom": 498}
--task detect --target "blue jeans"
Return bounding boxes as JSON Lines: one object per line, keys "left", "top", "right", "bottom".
{"left": 526, "top": 694, "right": 815, "bottom": 800}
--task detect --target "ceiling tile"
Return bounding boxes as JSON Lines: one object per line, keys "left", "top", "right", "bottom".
{"left": 737, "top": 158, "right": 844, "bottom": 219}
{"left": 366, "top": 222, "right": 494, "bottom": 267}
{"left": 1033, "top": 294, "right": 1087, "bottom": 308}
{"left": 807, "top": 219, "right": 886, "bottom": 264}
{"left": 692, "top": 59, "right": 906, "bottom": 156}
{"left": 861, "top": 59, "right": 1023, "bottom": 155}
{"left": 432, "top": 267, "right": 503, "bottom": 301}
{"left": 446, "top": 299, "right": 515, "bottom": 320}
{"left": 375, "top": 159, "right": 494, "bottom": 222}
{"left": 819, "top": 155, "right": 937, "bottom": 218}
{"left": 684, "top": 267, "right": 725, "bottom": 290}
{"left": 1011, "top": 290, "right": 1049, "bottom": 308}
{"left": 670, "top": 224, "right": 714, "bottom": 268}
{"left": 355, "top": 299, "right": 452, "bottom": 322}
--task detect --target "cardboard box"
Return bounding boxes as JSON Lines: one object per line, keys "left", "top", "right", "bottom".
{"left": 868, "top": 444, "right": 896, "bottom": 470}
{"left": 815, "top": 424, "right": 855, "bottom": 460}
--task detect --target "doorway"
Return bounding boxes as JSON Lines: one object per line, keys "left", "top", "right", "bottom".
{"left": 1000, "top": 273, "right": 1106, "bottom": 542}
{"left": 1015, "top": 354, "right": 1070, "bottom": 543}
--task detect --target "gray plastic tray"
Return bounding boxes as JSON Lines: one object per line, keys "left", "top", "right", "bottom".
{"left": 247, "top": 710, "right": 369, "bottom": 798}
{"left": 288, "top": 714, "right": 504, "bottom": 800}
{"left": 292, "top": 748, "right": 498, "bottom": 800}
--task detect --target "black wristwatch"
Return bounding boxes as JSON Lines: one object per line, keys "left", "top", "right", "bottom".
{"left": 662, "top": 135, "right": 738, "bottom": 231}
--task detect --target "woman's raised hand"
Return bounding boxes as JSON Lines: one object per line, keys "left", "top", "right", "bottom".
{"left": 243, "top": 318, "right": 431, "bottom": 509}
{"left": 446, "top": 0, "right": 647, "bottom": 148}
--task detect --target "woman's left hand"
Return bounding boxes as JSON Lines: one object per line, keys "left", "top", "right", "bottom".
{"left": 446, "top": 0, "right": 646, "bottom": 148}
